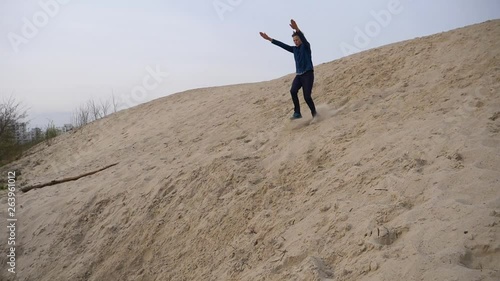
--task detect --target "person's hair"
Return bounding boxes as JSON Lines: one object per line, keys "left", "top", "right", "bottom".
{"left": 292, "top": 32, "right": 299, "bottom": 37}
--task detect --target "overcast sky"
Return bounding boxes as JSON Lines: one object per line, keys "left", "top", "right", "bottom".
{"left": 1, "top": 0, "right": 499, "bottom": 128}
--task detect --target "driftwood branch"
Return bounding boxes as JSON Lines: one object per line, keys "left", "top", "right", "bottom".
{"left": 21, "top": 162, "right": 119, "bottom": 193}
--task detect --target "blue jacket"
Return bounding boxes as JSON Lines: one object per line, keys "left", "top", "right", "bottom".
{"left": 271, "top": 31, "right": 313, "bottom": 75}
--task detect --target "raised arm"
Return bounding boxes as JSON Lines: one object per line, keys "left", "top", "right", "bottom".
{"left": 259, "top": 32, "right": 272, "bottom": 41}
{"left": 290, "top": 19, "right": 310, "bottom": 47}
{"left": 260, "top": 31, "right": 294, "bottom": 53}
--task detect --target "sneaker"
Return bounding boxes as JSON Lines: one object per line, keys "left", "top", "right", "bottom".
{"left": 290, "top": 112, "right": 302, "bottom": 120}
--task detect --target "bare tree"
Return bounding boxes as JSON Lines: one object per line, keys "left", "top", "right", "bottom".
{"left": 0, "top": 95, "right": 27, "bottom": 141}
{"left": 100, "top": 98, "right": 110, "bottom": 117}
{"left": 71, "top": 110, "right": 79, "bottom": 128}
{"left": 88, "top": 99, "right": 102, "bottom": 121}
{"left": 0, "top": 95, "right": 28, "bottom": 164}
{"left": 80, "top": 104, "right": 90, "bottom": 126}
{"left": 72, "top": 96, "right": 115, "bottom": 129}
{"left": 111, "top": 90, "right": 119, "bottom": 113}
{"left": 72, "top": 104, "right": 90, "bottom": 128}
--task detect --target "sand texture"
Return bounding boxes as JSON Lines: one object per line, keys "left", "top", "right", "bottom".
{"left": 1, "top": 20, "right": 499, "bottom": 281}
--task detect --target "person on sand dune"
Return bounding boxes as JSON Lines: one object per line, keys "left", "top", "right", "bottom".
{"left": 260, "top": 19, "right": 317, "bottom": 120}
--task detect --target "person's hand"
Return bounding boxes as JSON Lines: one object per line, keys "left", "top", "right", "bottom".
{"left": 290, "top": 19, "right": 299, "bottom": 31}
{"left": 259, "top": 32, "right": 272, "bottom": 41}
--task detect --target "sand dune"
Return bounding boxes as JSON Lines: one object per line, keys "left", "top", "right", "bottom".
{"left": 1, "top": 20, "right": 499, "bottom": 281}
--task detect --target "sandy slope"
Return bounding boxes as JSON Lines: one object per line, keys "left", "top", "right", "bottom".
{"left": 1, "top": 20, "right": 499, "bottom": 281}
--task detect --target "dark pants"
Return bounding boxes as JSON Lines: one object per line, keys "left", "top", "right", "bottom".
{"left": 290, "top": 70, "right": 316, "bottom": 117}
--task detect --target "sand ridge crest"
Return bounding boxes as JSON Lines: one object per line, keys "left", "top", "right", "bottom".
{"left": 1, "top": 20, "right": 499, "bottom": 281}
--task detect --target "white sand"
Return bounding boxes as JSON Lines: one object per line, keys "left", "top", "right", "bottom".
{"left": 1, "top": 20, "right": 499, "bottom": 281}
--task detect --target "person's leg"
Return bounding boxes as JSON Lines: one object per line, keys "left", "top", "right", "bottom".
{"left": 301, "top": 71, "right": 317, "bottom": 117}
{"left": 290, "top": 75, "right": 302, "bottom": 116}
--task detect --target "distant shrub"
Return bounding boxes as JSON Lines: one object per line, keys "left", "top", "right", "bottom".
{"left": 45, "top": 121, "right": 59, "bottom": 146}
